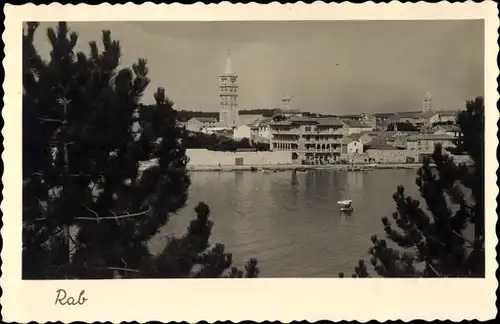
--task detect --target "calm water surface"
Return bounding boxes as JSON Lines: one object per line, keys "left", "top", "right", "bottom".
{"left": 149, "top": 169, "right": 423, "bottom": 277}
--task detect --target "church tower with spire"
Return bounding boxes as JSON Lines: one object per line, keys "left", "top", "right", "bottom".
{"left": 219, "top": 50, "right": 239, "bottom": 128}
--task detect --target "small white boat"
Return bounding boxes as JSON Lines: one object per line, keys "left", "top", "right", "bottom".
{"left": 337, "top": 199, "right": 353, "bottom": 205}
{"left": 338, "top": 198, "right": 353, "bottom": 213}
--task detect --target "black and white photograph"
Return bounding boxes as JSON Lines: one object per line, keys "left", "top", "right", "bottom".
{"left": 2, "top": 2, "right": 498, "bottom": 322}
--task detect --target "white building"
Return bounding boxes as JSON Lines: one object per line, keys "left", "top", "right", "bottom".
{"left": 345, "top": 139, "right": 364, "bottom": 154}
{"left": 233, "top": 124, "right": 253, "bottom": 140}
{"left": 219, "top": 50, "right": 239, "bottom": 128}
{"left": 202, "top": 125, "right": 228, "bottom": 135}
{"left": 186, "top": 117, "right": 219, "bottom": 133}
{"left": 257, "top": 119, "right": 272, "bottom": 140}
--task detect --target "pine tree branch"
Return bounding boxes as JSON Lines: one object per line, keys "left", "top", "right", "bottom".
{"left": 90, "top": 266, "right": 141, "bottom": 273}
{"left": 427, "top": 262, "right": 442, "bottom": 277}
{"left": 38, "top": 117, "right": 65, "bottom": 123}
{"left": 450, "top": 230, "right": 478, "bottom": 250}
{"left": 83, "top": 206, "right": 100, "bottom": 222}
{"left": 77, "top": 206, "right": 152, "bottom": 221}
{"left": 33, "top": 207, "right": 152, "bottom": 222}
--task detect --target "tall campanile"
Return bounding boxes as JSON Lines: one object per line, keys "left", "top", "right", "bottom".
{"left": 422, "top": 92, "right": 433, "bottom": 113}
{"left": 219, "top": 49, "right": 239, "bottom": 128}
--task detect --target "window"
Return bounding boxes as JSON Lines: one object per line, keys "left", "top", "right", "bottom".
{"left": 305, "top": 126, "right": 311, "bottom": 132}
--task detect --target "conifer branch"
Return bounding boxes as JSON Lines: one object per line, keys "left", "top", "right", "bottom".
{"left": 84, "top": 206, "right": 100, "bottom": 223}
{"left": 38, "top": 117, "right": 65, "bottom": 123}
{"left": 89, "top": 266, "right": 141, "bottom": 273}
{"left": 427, "top": 262, "right": 442, "bottom": 277}
{"left": 33, "top": 207, "right": 152, "bottom": 222}
{"left": 76, "top": 207, "right": 152, "bottom": 221}
{"left": 451, "top": 229, "right": 475, "bottom": 248}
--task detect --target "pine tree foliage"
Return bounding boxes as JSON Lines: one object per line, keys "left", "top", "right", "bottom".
{"left": 22, "top": 22, "right": 259, "bottom": 279}
{"left": 350, "top": 97, "right": 485, "bottom": 278}
{"left": 143, "top": 202, "right": 259, "bottom": 278}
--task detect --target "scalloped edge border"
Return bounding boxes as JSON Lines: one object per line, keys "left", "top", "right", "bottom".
{"left": 1, "top": 2, "right": 498, "bottom": 322}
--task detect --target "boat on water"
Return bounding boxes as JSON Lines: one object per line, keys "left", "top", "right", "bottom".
{"left": 337, "top": 198, "right": 352, "bottom": 205}
{"left": 337, "top": 198, "right": 354, "bottom": 213}
{"left": 294, "top": 167, "right": 308, "bottom": 173}
{"left": 340, "top": 206, "right": 354, "bottom": 213}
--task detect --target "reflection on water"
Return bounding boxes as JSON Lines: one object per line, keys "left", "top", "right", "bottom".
{"left": 149, "top": 169, "right": 421, "bottom": 277}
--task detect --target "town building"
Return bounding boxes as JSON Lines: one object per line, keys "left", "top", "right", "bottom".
{"left": 364, "top": 143, "right": 417, "bottom": 163}
{"left": 428, "top": 111, "right": 458, "bottom": 125}
{"left": 431, "top": 124, "right": 461, "bottom": 137}
{"left": 357, "top": 131, "right": 380, "bottom": 145}
{"left": 219, "top": 50, "right": 239, "bottom": 128}
{"left": 256, "top": 118, "right": 272, "bottom": 140}
{"left": 185, "top": 116, "right": 219, "bottom": 133}
{"left": 269, "top": 116, "right": 344, "bottom": 164}
{"left": 238, "top": 114, "right": 265, "bottom": 126}
{"left": 233, "top": 124, "right": 253, "bottom": 140}
{"left": 341, "top": 119, "right": 373, "bottom": 134}
{"left": 391, "top": 134, "right": 409, "bottom": 149}
{"left": 406, "top": 134, "right": 457, "bottom": 153}
{"left": 343, "top": 138, "right": 364, "bottom": 154}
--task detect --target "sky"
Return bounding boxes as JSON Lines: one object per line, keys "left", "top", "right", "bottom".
{"left": 33, "top": 20, "right": 484, "bottom": 114}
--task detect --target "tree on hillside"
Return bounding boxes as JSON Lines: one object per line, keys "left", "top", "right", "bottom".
{"left": 22, "top": 22, "right": 258, "bottom": 279}
{"left": 349, "top": 97, "right": 484, "bottom": 278}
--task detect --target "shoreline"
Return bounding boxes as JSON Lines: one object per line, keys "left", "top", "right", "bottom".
{"left": 187, "top": 163, "right": 429, "bottom": 172}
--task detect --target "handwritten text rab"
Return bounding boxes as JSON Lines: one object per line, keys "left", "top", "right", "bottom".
{"left": 55, "top": 289, "right": 88, "bottom": 306}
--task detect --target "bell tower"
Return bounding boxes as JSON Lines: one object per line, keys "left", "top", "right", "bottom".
{"left": 423, "top": 92, "right": 433, "bottom": 113}
{"left": 219, "top": 50, "right": 239, "bottom": 128}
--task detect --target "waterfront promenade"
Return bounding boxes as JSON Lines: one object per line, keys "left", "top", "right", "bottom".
{"left": 187, "top": 163, "right": 428, "bottom": 172}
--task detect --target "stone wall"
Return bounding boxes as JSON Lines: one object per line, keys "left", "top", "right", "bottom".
{"left": 186, "top": 148, "right": 293, "bottom": 166}
{"left": 343, "top": 149, "right": 473, "bottom": 165}
{"left": 344, "top": 149, "right": 418, "bottom": 163}
{"left": 367, "top": 149, "right": 420, "bottom": 163}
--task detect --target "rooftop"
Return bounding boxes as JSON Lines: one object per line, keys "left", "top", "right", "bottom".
{"left": 257, "top": 118, "right": 273, "bottom": 126}
{"left": 365, "top": 143, "right": 402, "bottom": 150}
{"left": 343, "top": 136, "right": 362, "bottom": 144}
{"left": 236, "top": 148, "right": 257, "bottom": 152}
{"left": 341, "top": 119, "right": 372, "bottom": 128}
{"left": 436, "top": 110, "right": 459, "bottom": 117}
{"left": 435, "top": 124, "right": 461, "bottom": 132}
{"left": 270, "top": 116, "right": 344, "bottom": 127}
{"left": 193, "top": 116, "right": 218, "bottom": 123}
{"left": 407, "top": 134, "right": 457, "bottom": 141}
